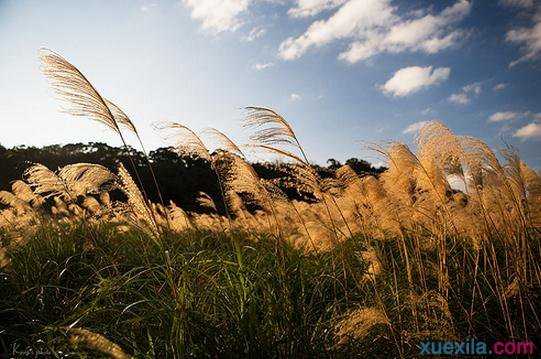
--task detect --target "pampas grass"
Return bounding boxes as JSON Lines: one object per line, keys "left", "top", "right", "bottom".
{"left": 0, "top": 50, "right": 539, "bottom": 357}
{"left": 39, "top": 49, "right": 121, "bottom": 133}
{"left": 117, "top": 163, "right": 158, "bottom": 237}
{"left": 157, "top": 122, "right": 212, "bottom": 161}
{"left": 106, "top": 99, "right": 167, "bottom": 211}
{"left": 65, "top": 328, "right": 132, "bottom": 359}
{"left": 334, "top": 307, "right": 389, "bottom": 346}
{"left": 39, "top": 49, "right": 152, "bottom": 212}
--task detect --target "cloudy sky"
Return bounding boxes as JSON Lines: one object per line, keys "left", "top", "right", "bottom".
{"left": 1, "top": 0, "right": 540, "bottom": 167}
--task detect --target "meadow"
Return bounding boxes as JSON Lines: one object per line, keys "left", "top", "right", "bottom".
{"left": 0, "top": 50, "right": 540, "bottom": 358}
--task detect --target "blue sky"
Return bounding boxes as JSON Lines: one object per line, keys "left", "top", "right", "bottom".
{"left": 0, "top": 0, "right": 540, "bottom": 167}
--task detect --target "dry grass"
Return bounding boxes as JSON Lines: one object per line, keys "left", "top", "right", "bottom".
{"left": 0, "top": 49, "right": 539, "bottom": 357}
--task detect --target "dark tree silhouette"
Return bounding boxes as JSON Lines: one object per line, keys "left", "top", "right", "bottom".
{"left": 326, "top": 158, "right": 342, "bottom": 171}
{"left": 0, "top": 143, "right": 386, "bottom": 213}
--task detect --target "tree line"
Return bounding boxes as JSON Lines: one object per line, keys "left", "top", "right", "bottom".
{"left": 0, "top": 143, "right": 385, "bottom": 214}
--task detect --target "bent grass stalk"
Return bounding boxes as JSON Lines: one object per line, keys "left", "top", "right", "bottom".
{"left": 1, "top": 49, "right": 538, "bottom": 356}
{"left": 39, "top": 49, "right": 159, "bottom": 231}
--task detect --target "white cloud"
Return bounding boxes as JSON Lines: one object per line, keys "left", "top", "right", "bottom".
{"left": 380, "top": 66, "right": 450, "bottom": 97}
{"left": 448, "top": 92, "right": 470, "bottom": 105}
{"left": 290, "top": 93, "right": 302, "bottom": 101}
{"left": 182, "top": 0, "right": 251, "bottom": 33}
{"left": 514, "top": 122, "right": 541, "bottom": 139}
{"left": 521, "top": 111, "right": 541, "bottom": 122}
{"left": 462, "top": 82, "right": 482, "bottom": 95}
{"left": 488, "top": 111, "right": 519, "bottom": 122}
{"left": 279, "top": 0, "right": 397, "bottom": 60}
{"left": 279, "top": 0, "right": 471, "bottom": 63}
{"left": 506, "top": 11, "right": 541, "bottom": 67}
{"left": 493, "top": 83, "right": 507, "bottom": 91}
{"left": 253, "top": 62, "right": 274, "bottom": 70}
{"left": 448, "top": 81, "right": 481, "bottom": 105}
{"left": 288, "top": 0, "right": 347, "bottom": 18}
{"left": 499, "top": 0, "right": 534, "bottom": 8}
{"left": 244, "top": 26, "right": 266, "bottom": 41}
{"left": 403, "top": 120, "right": 431, "bottom": 134}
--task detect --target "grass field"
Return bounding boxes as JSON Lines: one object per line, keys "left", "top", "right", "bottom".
{"left": 0, "top": 50, "right": 540, "bottom": 357}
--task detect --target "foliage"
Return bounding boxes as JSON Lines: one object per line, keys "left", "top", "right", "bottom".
{"left": 0, "top": 143, "right": 384, "bottom": 214}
